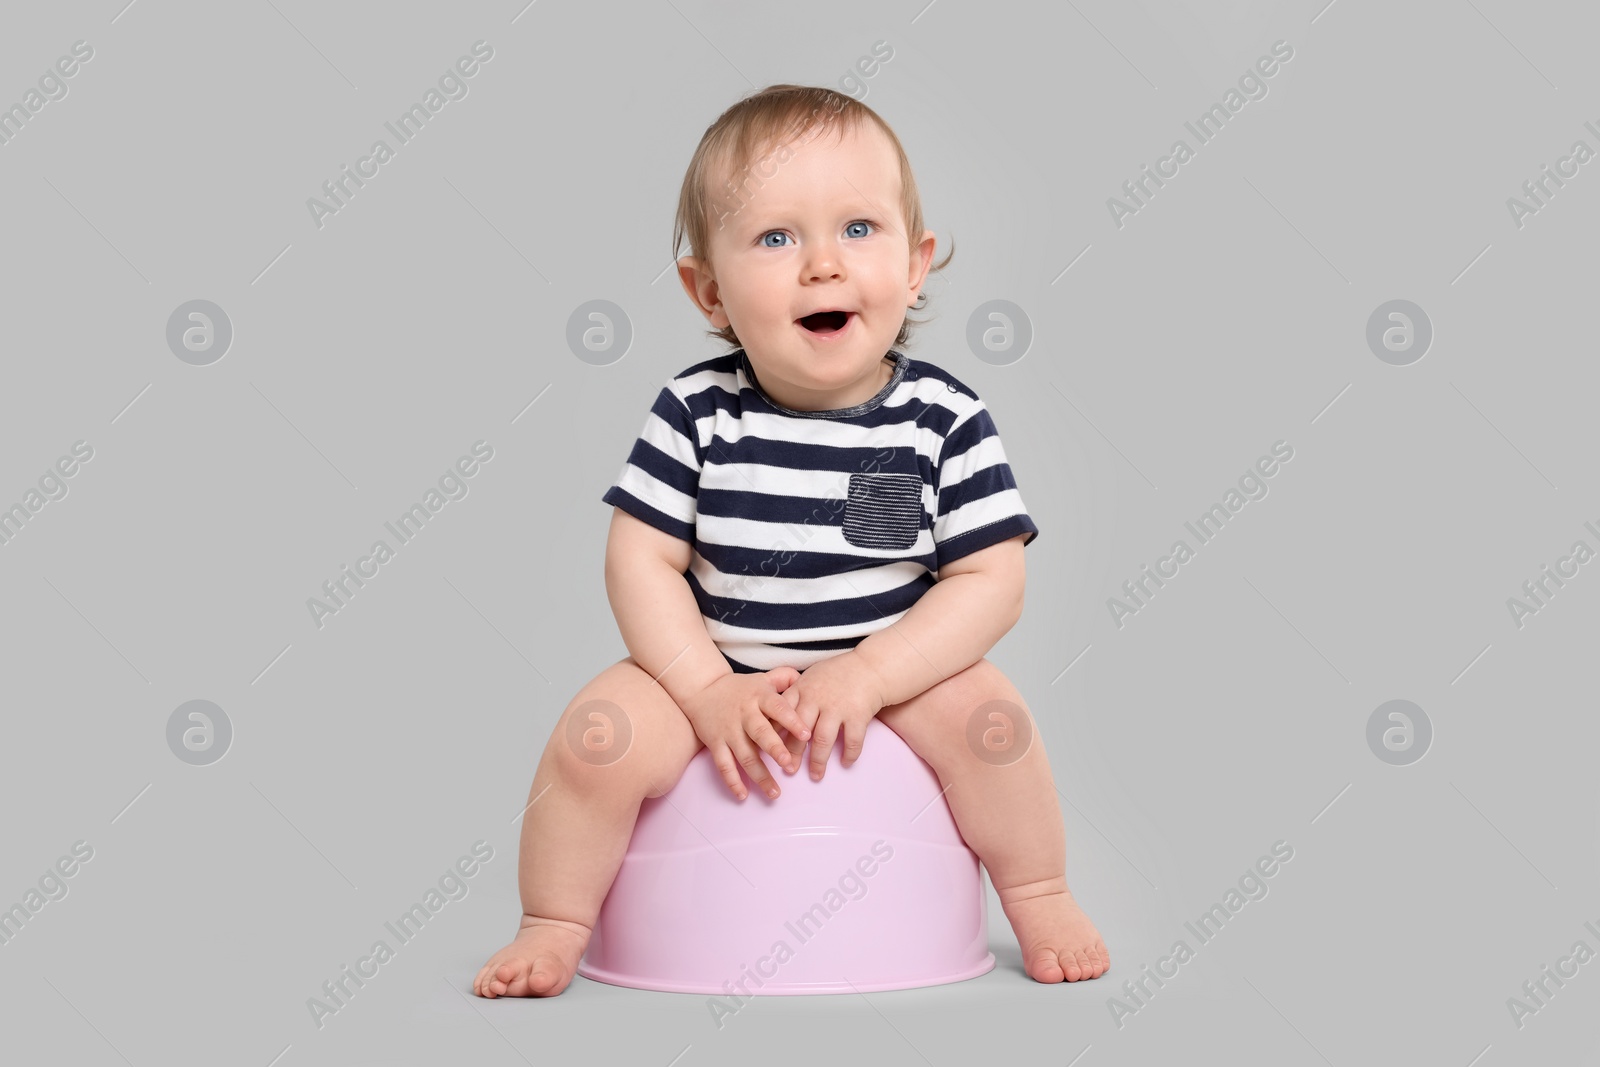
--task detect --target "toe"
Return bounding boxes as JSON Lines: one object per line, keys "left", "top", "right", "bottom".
{"left": 1026, "top": 946, "right": 1064, "bottom": 983}
{"left": 526, "top": 955, "right": 566, "bottom": 996}
{"left": 1061, "top": 950, "right": 1084, "bottom": 982}
{"left": 491, "top": 960, "right": 528, "bottom": 997}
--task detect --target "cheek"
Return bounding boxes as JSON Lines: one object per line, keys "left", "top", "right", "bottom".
{"left": 727, "top": 276, "right": 784, "bottom": 318}
{"left": 862, "top": 258, "right": 912, "bottom": 296}
{"left": 862, "top": 280, "right": 910, "bottom": 315}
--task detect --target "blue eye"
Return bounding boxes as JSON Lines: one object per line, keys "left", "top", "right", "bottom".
{"left": 758, "top": 221, "right": 875, "bottom": 247}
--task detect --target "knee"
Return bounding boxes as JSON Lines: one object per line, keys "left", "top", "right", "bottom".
{"left": 940, "top": 658, "right": 1034, "bottom": 760}
{"left": 887, "top": 658, "right": 1020, "bottom": 760}
{"left": 545, "top": 667, "right": 688, "bottom": 794}
{"left": 944, "top": 658, "right": 1020, "bottom": 721}
{"left": 550, "top": 693, "right": 637, "bottom": 780}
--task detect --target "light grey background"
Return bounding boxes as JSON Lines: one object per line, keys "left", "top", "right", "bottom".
{"left": 1, "top": 0, "right": 1594, "bottom": 1064}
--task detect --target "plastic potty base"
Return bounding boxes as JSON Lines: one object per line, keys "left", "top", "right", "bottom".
{"left": 572, "top": 721, "right": 996, "bottom": 996}
{"left": 576, "top": 952, "right": 996, "bottom": 996}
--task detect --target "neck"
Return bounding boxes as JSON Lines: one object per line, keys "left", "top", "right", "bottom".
{"left": 753, "top": 352, "right": 894, "bottom": 412}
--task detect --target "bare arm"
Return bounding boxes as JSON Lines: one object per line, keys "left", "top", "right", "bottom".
{"left": 603, "top": 506, "right": 732, "bottom": 709}
{"left": 850, "top": 533, "right": 1028, "bottom": 708}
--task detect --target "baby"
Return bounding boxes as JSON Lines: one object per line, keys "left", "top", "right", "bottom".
{"left": 475, "top": 84, "right": 1108, "bottom": 997}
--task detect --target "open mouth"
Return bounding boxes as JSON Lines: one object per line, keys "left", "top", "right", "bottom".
{"left": 797, "top": 310, "right": 853, "bottom": 335}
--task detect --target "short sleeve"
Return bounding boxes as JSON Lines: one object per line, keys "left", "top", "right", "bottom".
{"left": 932, "top": 403, "right": 1039, "bottom": 570}
{"left": 600, "top": 383, "right": 705, "bottom": 543}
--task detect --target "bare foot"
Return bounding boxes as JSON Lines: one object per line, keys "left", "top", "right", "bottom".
{"left": 996, "top": 877, "right": 1109, "bottom": 983}
{"left": 473, "top": 916, "right": 591, "bottom": 998}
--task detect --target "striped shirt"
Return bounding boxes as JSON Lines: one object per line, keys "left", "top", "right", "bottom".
{"left": 601, "top": 349, "right": 1039, "bottom": 673}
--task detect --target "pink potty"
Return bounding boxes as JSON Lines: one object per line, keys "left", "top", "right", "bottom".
{"left": 577, "top": 719, "right": 995, "bottom": 995}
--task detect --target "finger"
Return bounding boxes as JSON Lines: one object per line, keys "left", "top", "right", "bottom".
{"left": 771, "top": 721, "right": 806, "bottom": 765}
{"left": 733, "top": 737, "right": 780, "bottom": 799}
{"left": 768, "top": 666, "right": 800, "bottom": 692}
{"left": 710, "top": 743, "right": 749, "bottom": 800}
{"left": 781, "top": 726, "right": 806, "bottom": 767}
{"left": 798, "top": 694, "right": 820, "bottom": 733}
{"left": 759, "top": 688, "right": 810, "bottom": 741}
{"left": 745, "top": 711, "right": 794, "bottom": 772}
{"left": 809, "top": 714, "right": 839, "bottom": 780}
{"left": 841, "top": 719, "right": 867, "bottom": 767}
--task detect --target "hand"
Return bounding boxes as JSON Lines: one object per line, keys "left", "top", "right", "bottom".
{"left": 679, "top": 669, "right": 812, "bottom": 801}
{"left": 784, "top": 651, "right": 889, "bottom": 781}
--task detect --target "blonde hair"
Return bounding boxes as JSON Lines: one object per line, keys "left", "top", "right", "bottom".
{"left": 672, "top": 84, "right": 954, "bottom": 351}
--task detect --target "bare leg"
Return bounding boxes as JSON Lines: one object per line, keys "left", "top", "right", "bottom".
{"left": 474, "top": 657, "right": 703, "bottom": 997}
{"left": 877, "top": 659, "right": 1110, "bottom": 983}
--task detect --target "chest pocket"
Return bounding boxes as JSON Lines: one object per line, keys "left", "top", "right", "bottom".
{"left": 842, "top": 471, "right": 924, "bottom": 550}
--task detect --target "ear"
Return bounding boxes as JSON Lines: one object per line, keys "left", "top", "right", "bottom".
{"left": 906, "top": 230, "right": 936, "bottom": 307}
{"left": 677, "top": 255, "right": 729, "bottom": 329}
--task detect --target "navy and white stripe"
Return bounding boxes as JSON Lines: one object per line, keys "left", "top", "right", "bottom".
{"left": 601, "top": 349, "right": 1039, "bottom": 673}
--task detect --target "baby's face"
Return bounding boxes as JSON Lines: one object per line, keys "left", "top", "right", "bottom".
{"left": 680, "top": 120, "right": 934, "bottom": 408}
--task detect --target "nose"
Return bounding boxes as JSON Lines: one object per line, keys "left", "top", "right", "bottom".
{"left": 802, "top": 240, "right": 843, "bottom": 282}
